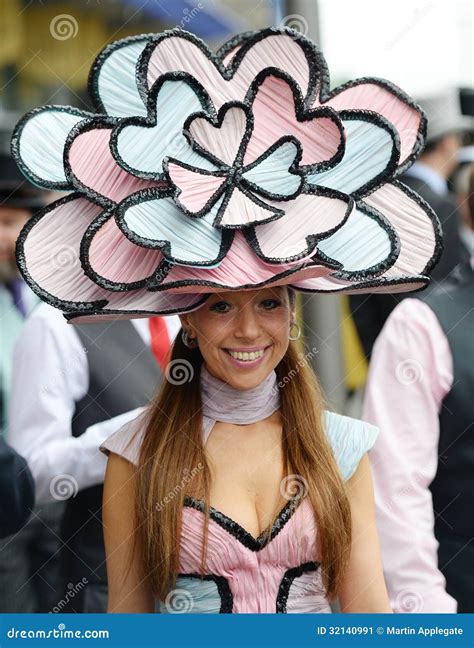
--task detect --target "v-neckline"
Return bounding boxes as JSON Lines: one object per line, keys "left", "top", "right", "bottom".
{"left": 183, "top": 494, "right": 306, "bottom": 552}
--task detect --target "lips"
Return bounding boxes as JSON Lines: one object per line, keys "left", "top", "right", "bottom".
{"left": 222, "top": 344, "right": 272, "bottom": 367}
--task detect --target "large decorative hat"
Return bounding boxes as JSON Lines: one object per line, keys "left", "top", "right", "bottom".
{"left": 12, "top": 27, "right": 441, "bottom": 323}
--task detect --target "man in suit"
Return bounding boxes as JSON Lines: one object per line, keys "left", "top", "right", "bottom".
{"left": 349, "top": 89, "right": 470, "bottom": 358}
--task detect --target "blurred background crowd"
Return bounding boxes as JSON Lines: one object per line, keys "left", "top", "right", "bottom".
{"left": 0, "top": 0, "right": 473, "bottom": 615}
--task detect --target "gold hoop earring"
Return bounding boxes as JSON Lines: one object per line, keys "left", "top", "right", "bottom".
{"left": 181, "top": 329, "right": 199, "bottom": 348}
{"left": 289, "top": 322, "right": 301, "bottom": 341}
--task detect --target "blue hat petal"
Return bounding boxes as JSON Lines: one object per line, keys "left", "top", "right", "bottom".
{"left": 88, "top": 35, "right": 151, "bottom": 117}
{"left": 11, "top": 106, "right": 91, "bottom": 189}
{"left": 307, "top": 111, "right": 399, "bottom": 197}
{"left": 116, "top": 188, "right": 231, "bottom": 267}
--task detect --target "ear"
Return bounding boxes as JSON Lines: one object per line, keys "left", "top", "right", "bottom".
{"left": 179, "top": 314, "right": 189, "bottom": 328}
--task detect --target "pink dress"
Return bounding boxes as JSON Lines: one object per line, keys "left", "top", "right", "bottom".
{"left": 101, "top": 366, "right": 378, "bottom": 613}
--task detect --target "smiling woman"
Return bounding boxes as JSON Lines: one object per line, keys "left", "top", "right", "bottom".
{"left": 101, "top": 285, "right": 391, "bottom": 613}
{"left": 13, "top": 25, "right": 440, "bottom": 615}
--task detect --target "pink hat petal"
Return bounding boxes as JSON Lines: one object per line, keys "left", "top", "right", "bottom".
{"left": 188, "top": 105, "right": 248, "bottom": 166}
{"left": 66, "top": 124, "right": 163, "bottom": 203}
{"left": 166, "top": 161, "right": 226, "bottom": 214}
{"left": 156, "top": 231, "right": 333, "bottom": 292}
{"left": 245, "top": 74, "right": 343, "bottom": 168}
{"left": 85, "top": 213, "right": 165, "bottom": 288}
{"left": 362, "top": 181, "right": 441, "bottom": 278}
{"left": 145, "top": 30, "right": 313, "bottom": 110}
{"left": 218, "top": 188, "right": 281, "bottom": 228}
{"left": 18, "top": 196, "right": 110, "bottom": 304}
{"left": 251, "top": 190, "right": 353, "bottom": 262}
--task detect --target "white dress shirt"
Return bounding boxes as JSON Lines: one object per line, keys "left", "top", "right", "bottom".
{"left": 9, "top": 303, "right": 180, "bottom": 504}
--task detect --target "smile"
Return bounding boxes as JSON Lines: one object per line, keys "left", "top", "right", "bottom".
{"left": 228, "top": 349, "right": 264, "bottom": 361}
{"left": 223, "top": 345, "right": 272, "bottom": 366}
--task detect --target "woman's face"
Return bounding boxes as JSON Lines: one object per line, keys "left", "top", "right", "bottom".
{"left": 179, "top": 287, "right": 296, "bottom": 390}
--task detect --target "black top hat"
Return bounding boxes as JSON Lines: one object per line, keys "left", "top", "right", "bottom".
{"left": 0, "top": 153, "right": 45, "bottom": 210}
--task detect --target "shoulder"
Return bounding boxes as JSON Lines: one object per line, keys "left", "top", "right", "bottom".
{"left": 384, "top": 297, "right": 438, "bottom": 329}
{"left": 100, "top": 410, "right": 147, "bottom": 466}
{"left": 14, "top": 303, "right": 87, "bottom": 376}
{"left": 323, "top": 411, "right": 379, "bottom": 481}
{"left": 373, "top": 298, "right": 449, "bottom": 371}
{"left": 20, "top": 303, "right": 79, "bottom": 345}
{"left": 375, "top": 298, "right": 445, "bottom": 355}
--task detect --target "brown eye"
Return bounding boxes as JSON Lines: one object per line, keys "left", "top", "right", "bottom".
{"left": 261, "top": 299, "right": 281, "bottom": 309}
{"left": 210, "top": 301, "right": 230, "bottom": 313}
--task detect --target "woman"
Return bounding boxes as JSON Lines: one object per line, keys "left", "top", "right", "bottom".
{"left": 12, "top": 27, "right": 440, "bottom": 614}
{"left": 101, "top": 285, "right": 391, "bottom": 613}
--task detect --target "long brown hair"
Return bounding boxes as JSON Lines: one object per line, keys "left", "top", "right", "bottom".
{"left": 135, "top": 294, "right": 352, "bottom": 602}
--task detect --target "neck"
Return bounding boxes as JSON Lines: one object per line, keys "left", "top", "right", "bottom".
{"left": 200, "top": 363, "right": 280, "bottom": 425}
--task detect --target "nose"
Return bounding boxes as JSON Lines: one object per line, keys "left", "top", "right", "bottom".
{"left": 232, "top": 302, "right": 261, "bottom": 340}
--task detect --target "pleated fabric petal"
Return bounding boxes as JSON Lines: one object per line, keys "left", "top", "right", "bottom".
{"left": 12, "top": 107, "right": 90, "bottom": 188}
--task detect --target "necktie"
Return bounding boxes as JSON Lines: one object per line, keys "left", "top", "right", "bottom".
{"left": 148, "top": 316, "right": 171, "bottom": 371}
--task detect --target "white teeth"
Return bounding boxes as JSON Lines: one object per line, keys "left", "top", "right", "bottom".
{"left": 228, "top": 349, "right": 265, "bottom": 361}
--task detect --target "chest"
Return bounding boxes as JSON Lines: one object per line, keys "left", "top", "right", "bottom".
{"left": 197, "top": 418, "right": 288, "bottom": 537}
